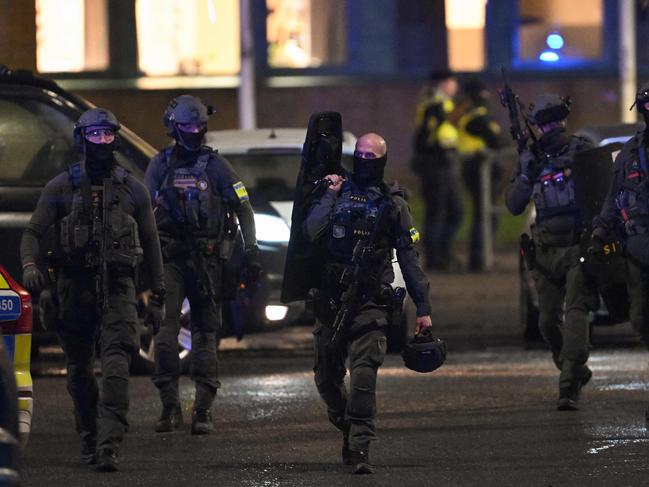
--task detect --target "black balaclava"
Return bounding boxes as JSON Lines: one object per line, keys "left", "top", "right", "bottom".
{"left": 84, "top": 140, "right": 115, "bottom": 183}
{"left": 539, "top": 125, "right": 569, "bottom": 155}
{"left": 353, "top": 154, "right": 387, "bottom": 188}
{"left": 175, "top": 126, "right": 207, "bottom": 152}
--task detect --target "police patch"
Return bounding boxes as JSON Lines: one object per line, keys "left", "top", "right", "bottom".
{"left": 197, "top": 179, "right": 208, "bottom": 191}
{"left": 232, "top": 181, "right": 249, "bottom": 202}
{"left": 409, "top": 227, "right": 420, "bottom": 243}
{"left": 333, "top": 225, "right": 345, "bottom": 238}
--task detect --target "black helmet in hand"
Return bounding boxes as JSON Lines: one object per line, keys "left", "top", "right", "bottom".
{"left": 527, "top": 94, "right": 572, "bottom": 125}
{"left": 402, "top": 328, "right": 447, "bottom": 373}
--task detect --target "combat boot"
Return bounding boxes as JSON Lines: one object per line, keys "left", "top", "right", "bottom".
{"left": 155, "top": 403, "right": 183, "bottom": 433}
{"left": 191, "top": 409, "right": 213, "bottom": 435}
{"left": 557, "top": 389, "right": 579, "bottom": 411}
{"left": 348, "top": 449, "right": 374, "bottom": 475}
{"left": 96, "top": 448, "right": 119, "bottom": 472}
{"left": 81, "top": 437, "right": 97, "bottom": 465}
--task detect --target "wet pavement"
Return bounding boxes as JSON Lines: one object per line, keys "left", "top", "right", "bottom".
{"left": 19, "top": 252, "right": 649, "bottom": 486}
{"left": 20, "top": 346, "right": 649, "bottom": 486}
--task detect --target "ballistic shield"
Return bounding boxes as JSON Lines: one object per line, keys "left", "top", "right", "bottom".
{"left": 281, "top": 112, "right": 344, "bottom": 303}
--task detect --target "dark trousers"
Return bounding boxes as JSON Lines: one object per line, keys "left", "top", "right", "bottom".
{"left": 532, "top": 244, "right": 596, "bottom": 393}
{"left": 313, "top": 303, "right": 388, "bottom": 452}
{"left": 462, "top": 155, "right": 503, "bottom": 271}
{"left": 57, "top": 272, "right": 138, "bottom": 454}
{"left": 421, "top": 164, "right": 464, "bottom": 269}
{"left": 152, "top": 255, "right": 221, "bottom": 410}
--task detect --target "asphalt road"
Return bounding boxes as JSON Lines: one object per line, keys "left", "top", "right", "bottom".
{"left": 19, "top": 346, "right": 649, "bottom": 487}
{"left": 18, "top": 253, "right": 649, "bottom": 486}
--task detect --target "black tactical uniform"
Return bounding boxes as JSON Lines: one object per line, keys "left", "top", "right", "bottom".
{"left": 144, "top": 95, "right": 257, "bottom": 434}
{"left": 457, "top": 79, "right": 505, "bottom": 271}
{"left": 411, "top": 74, "right": 463, "bottom": 270}
{"left": 20, "top": 108, "right": 165, "bottom": 470}
{"left": 595, "top": 122, "right": 649, "bottom": 350}
{"left": 306, "top": 166, "right": 431, "bottom": 470}
{"left": 505, "top": 94, "right": 596, "bottom": 410}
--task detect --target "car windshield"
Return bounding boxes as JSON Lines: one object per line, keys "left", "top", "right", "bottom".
{"left": 0, "top": 94, "right": 77, "bottom": 184}
{"left": 224, "top": 152, "right": 353, "bottom": 201}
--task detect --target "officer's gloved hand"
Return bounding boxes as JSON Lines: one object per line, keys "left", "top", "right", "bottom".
{"left": 520, "top": 149, "right": 542, "bottom": 183}
{"left": 22, "top": 263, "right": 46, "bottom": 296}
{"left": 242, "top": 246, "right": 263, "bottom": 286}
{"left": 588, "top": 225, "right": 609, "bottom": 258}
{"left": 146, "top": 289, "right": 166, "bottom": 335}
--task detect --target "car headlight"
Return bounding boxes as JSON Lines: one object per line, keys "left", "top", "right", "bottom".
{"left": 254, "top": 213, "right": 291, "bottom": 243}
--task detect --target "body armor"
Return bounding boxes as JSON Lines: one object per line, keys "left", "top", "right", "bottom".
{"left": 616, "top": 146, "right": 649, "bottom": 227}
{"left": 59, "top": 163, "right": 143, "bottom": 271}
{"left": 156, "top": 148, "right": 225, "bottom": 240}
{"left": 327, "top": 180, "right": 391, "bottom": 268}
{"left": 532, "top": 137, "right": 582, "bottom": 233}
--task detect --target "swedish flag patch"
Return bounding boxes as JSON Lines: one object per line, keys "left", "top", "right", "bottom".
{"left": 233, "top": 181, "right": 249, "bottom": 202}
{"left": 409, "top": 227, "right": 420, "bottom": 243}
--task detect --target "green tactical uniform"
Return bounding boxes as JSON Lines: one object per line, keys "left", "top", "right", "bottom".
{"left": 505, "top": 124, "right": 596, "bottom": 405}
{"left": 144, "top": 144, "right": 257, "bottom": 413}
{"left": 21, "top": 163, "right": 164, "bottom": 457}
{"left": 306, "top": 177, "right": 431, "bottom": 453}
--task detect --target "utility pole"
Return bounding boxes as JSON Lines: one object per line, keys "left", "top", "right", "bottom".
{"left": 239, "top": 0, "right": 257, "bottom": 129}
{"left": 619, "top": 0, "right": 637, "bottom": 123}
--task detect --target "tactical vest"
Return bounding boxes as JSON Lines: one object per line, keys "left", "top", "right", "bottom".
{"left": 156, "top": 148, "right": 225, "bottom": 239}
{"left": 616, "top": 144, "right": 649, "bottom": 225}
{"left": 457, "top": 106, "right": 488, "bottom": 155}
{"left": 328, "top": 181, "right": 392, "bottom": 268}
{"left": 59, "top": 163, "right": 143, "bottom": 271}
{"left": 532, "top": 137, "right": 581, "bottom": 225}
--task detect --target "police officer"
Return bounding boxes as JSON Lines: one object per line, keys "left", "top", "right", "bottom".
{"left": 144, "top": 95, "right": 258, "bottom": 435}
{"left": 411, "top": 69, "right": 464, "bottom": 271}
{"left": 505, "top": 94, "right": 595, "bottom": 411}
{"left": 307, "top": 133, "right": 432, "bottom": 474}
{"left": 593, "top": 83, "right": 649, "bottom": 421}
{"left": 457, "top": 78, "right": 505, "bottom": 272}
{"left": 20, "top": 108, "right": 165, "bottom": 471}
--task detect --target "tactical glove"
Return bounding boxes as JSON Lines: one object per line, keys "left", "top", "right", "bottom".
{"left": 146, "top": 289, "right": 166, "bottom": 335}
{"left": 519, "top": 149, "right": 543, "bottom": 183}
{"left": 242, "top": 247, "right": 263, "bottom": 286}
{"left": 22, "top": 263, "right": 46, "bottom": 295}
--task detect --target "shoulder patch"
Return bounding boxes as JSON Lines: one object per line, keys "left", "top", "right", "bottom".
{"left": 232, "top": 181, "right": 249, "bottom": 202}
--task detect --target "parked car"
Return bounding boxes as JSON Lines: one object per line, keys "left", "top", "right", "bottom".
{"left": 519, "top": 123, "right": 641, "bottom": 343}
{"left": 0, "top": 265, "right": 33, "bottom": 451}
{"left": 0, "top": 338, "right": 20, "bottom": 486}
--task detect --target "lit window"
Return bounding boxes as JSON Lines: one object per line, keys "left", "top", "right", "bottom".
{"left": 516, "top": 0, "right": 603, "bottom": 66}
{"left": 445, "top": 0, "right": 487, "bottom": 72}
{"left": 136, "top": 0, "right": 240, "bottom": 76}
{"left": 266, "top": 0, "right": 346, "bottom": 68}
{"left": 36, "top": 0, "right": 109, "bottom": 73}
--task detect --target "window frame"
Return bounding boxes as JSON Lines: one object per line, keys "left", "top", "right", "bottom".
{"left": 485, "top": 0, "right": 618, "bottom": 76}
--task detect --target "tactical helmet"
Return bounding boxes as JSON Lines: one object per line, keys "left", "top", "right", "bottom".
{"left": 401, "top": 329, "right": 447, "bottom": 373}
{"left": 527, "top": 93, "right": 572, "bottom": 125}
{"left": 634, "top": 82, "right": 649, "bottom": 113}
{"left": 162, "top": 95, "right": 213, "bottom": 136}
{"left": 73, "top": 108, "right": 121, "bottom": 147}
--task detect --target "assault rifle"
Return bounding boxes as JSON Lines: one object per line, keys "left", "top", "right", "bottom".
{"left": 499, "top": 67, "right": 537, "bottom": 154}
{"left": 158, "top": 186, "right": 217, "bottom": 305}
{"left": 329, "top": 203, "right": 390, "bottom": 346}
